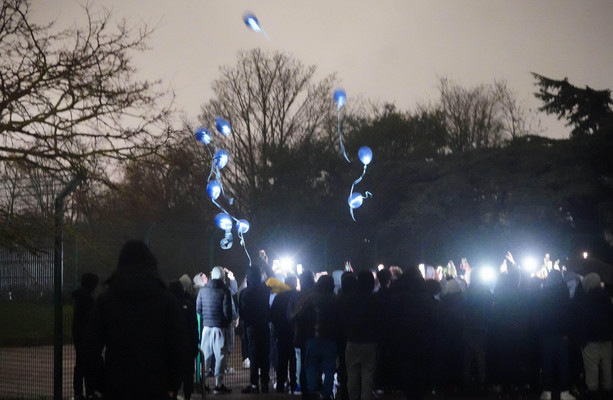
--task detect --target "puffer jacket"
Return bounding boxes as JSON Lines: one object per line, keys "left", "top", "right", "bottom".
{"left": 196, "top": 279, "right": 233, "bottom": 328}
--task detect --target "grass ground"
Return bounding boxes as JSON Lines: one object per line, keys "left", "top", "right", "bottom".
{"left": 0, "top": 302, "right": 73, "bottom": 346}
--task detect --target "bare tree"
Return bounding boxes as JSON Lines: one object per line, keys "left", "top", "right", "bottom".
{"left": 438, "top": 78, "right": 535, "bottom": 152}
{"left": 496, "top": 80, "right": 541, "bottom": 140}
{"left": 0, "top": 0, "right": 173, "bottom": 176}
{"left": 199, "top": 49, "right": 339, "bottom": 212}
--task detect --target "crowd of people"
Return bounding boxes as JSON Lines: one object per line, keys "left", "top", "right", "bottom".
{"left": 73, "top": 241, "right": 613, "bottom": 400}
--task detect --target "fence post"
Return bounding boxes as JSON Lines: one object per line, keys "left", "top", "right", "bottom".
{"left": 54, "top": 173, "right": 85, "bottom": 400}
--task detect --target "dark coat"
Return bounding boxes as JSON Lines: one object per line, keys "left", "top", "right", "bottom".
{"left": 196, "top": 279, "right": 233, "bottom": 328}
{"left": 85, "top": 270, "right": 189, "bottom": 400}
{"left": 288, "top": 284, "right": 315, "bottom": 347}
{"left": 72, "top": 287, "right": 95, "bottom": 345}
{"left": 340, "top": 291, "right": 381, "bottom": 343}
{"left": 239, "top": 267, "right": 271, "bottom": 329}
{"left": 271, "top": 289, "right": 297, "bottom": 340}
{"left": 576, "top": 286, "right": 613, "bottom": 344}
{"left": 293, "top": 285, "right": 340, "bottom": 341}
{"left": 537, "top": 270, "right": 572, "bottom": 336}
{"left": 169, "top": 281, "right": 200, "bottom": 358}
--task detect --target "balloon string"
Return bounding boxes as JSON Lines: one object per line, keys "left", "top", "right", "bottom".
{"left": 348, "top": 166, "right": 371, "bottom": 222}
{"left": 203, "top": 128, "right": 250, "bottom": 265}
{"left": 212, "top": 200, "right": 241, "bottom": 223}
{"left": 213, "top": 195, "right": 251, "bottom": 264}
{"left": 208, "top": 158, "right": 233, "bottom": 205}
{"left": 351, "top": 164, "right": 368, "bottom": 191}
{"left": 238, "top": 231, "right": 252, "bottom": 267}
{"left": 338, "top": 109, "right": 350, "bottom": 163}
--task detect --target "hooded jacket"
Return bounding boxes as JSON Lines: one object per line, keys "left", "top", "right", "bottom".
{"left": 293, "top": 275, "right": 340, "bottom": 340}
{"left": 86, "top": 269, "right": 188, "bottom": 400}
{"left": 239, "top": 267, "right": 271, "bottom": 328}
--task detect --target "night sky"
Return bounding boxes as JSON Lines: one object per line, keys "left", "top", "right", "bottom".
{"left": 32, "top": 0, "right": 613, "bottom": 139}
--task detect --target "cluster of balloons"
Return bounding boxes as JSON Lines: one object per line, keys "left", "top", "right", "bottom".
{"left": 244, "top": 13, "right": 373, "bottom": 222}
{"left": 196, "top": 118, "right": 252, "bottom": 265}
{"left": 334, "top": 90, "right": 374, "bottom": 221}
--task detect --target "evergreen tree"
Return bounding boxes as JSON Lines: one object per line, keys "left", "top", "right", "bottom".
{"left": 532, "top": 73, "right": 613, "bottom": 137}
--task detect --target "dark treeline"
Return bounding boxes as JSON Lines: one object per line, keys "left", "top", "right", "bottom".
{"left": 2, "top": 44, "right": 613, "bottom": 287}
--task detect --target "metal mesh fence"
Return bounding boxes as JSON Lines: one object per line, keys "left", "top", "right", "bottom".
{"left": 0, "top": 240, "right": 258, "bottom": 399}
{"left": 0, "top": 234, "right": 265, "bottom": 398}
{"left": 0, "top": 242, "right": 76, "bottom": 399}
{"left": 0, "top": 324, "right": 258, "bottom": 399}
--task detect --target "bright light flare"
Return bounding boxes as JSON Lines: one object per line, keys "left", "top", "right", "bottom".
{"left": 583, "top": 251, "right": 589, "bottom": 259}
{"left": 479, "top": 266, "right": 497, "bottom": 284}
{"left": 280, "top": 257, "right": 295, "bottom": 274}
{"left": 522, "top": 256, "right": 538, "bottom": 272}
{"left": 377, "top": 264, "right": 385, "bottom": 271}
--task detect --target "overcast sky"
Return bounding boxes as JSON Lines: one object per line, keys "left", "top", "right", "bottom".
{"left": 32, "top": 0, "right": 613, "bottom": 139}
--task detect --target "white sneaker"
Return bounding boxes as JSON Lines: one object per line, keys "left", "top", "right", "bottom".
{"left": 540, "top": 391, "right": 552, "bottom": 400}
{"left": 560, "top": 391, "right": 576, "bottom": 400}
{"left": 243, "top": 358, "right": 250, "bottom": 368}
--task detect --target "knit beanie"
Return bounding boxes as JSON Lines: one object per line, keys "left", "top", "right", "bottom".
{"left": 211, "top": 266, "right": 225, "bottom": 281}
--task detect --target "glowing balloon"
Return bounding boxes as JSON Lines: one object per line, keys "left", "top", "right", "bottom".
{"left": 195, "top": 127, "right": 211, "bottom": 145}
{"left": 358, "top": 146, "right": 372, "bottom": 165}
{"left": 216, "top": 118, "right": 231, "bottom": 136}
{"left": 215, "top": 149, "right": 229, "bottom": 169}
{"left": 215, "top": 213, "right": 233, "bottom": 231}
{"left": 236, "top": 219, "right": 250, "bottom": 234}
{"left": 244, "top": 13, "right": 262, "bottom": 32}
{"left": 334, "top": 89, "right": 347, "bottom": 109}
{"left": 206, "top": 180, "right": 222, "bottom": 200}
{"left": 348, "top": 192, "right": 364, "bottom": 209}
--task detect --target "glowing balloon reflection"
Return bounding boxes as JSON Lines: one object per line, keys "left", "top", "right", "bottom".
{"left": 244, "top": 13, "right": 261, "bottom": 32}
{"left": 348, "top": 192, "right": 364, "bottom": 209}
{"left": 347, "top": 191, "right": 372, "bottom": 221}
{"left": 334, "top": 88, "right": 349, "bottom": 162}
{"left": 195, "top": 127, "right": 211, "bottom": 145}
{"left": 216, "top": 118, "right": 231, "bottom": 136}
{"left": 237, "top": 219, "right": 250, "bottom": 234}
{"left": 358, "top": 146, "right": 373, "bottom": 165}
{"left": 243, "top": 12, "right": 269, "bottom": 39}
{"left": 215, "top": 213, "right": 233, "bottom": 231}
{"left": 215, "top": 149, "right": 229, "bottom": 169}
{"left": 206, "top": 180, "right": 222, "bottom": 200}
{"left": 334, "top": 89, "right": 347, "bottom": 109}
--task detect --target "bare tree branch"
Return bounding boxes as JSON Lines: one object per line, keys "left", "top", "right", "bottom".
{"left": 0, "top": 0, "right": 173, "bottom": 176}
